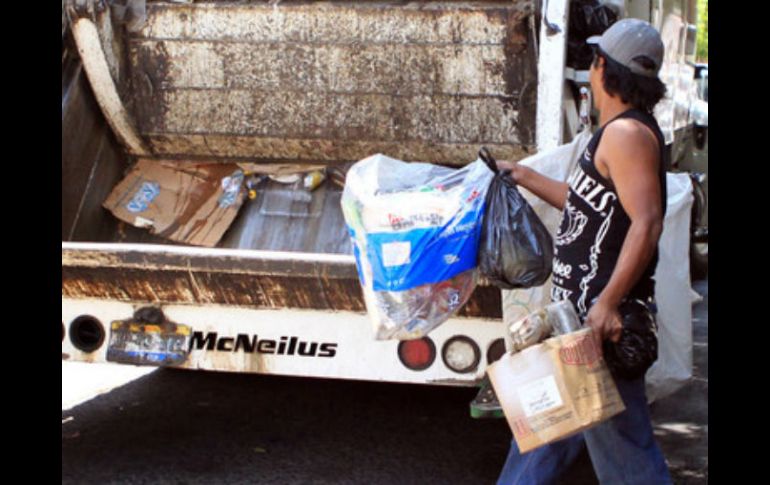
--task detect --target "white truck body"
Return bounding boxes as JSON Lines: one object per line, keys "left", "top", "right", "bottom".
{"left": 62, "top": 0, "right": 701, "bottom": 389}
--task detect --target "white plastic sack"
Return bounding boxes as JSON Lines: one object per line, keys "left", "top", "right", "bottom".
{"left": 342, "top": 154, "right": 494, "bottom": 340}
{"left": 646, "top": 173, "right": 694, "bottom": 402}
{"left": 500, "top": 131, "right": 694, "bottom": 402}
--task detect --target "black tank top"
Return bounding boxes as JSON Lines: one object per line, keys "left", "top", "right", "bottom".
{"left": 550, "top": 109, "right": 668, "bottom": 316}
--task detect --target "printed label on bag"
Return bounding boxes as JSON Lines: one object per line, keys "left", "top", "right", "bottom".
{"left": 518, "top": 375, "right": 564, "bottom": 417}
{"left": 382, "top": 241, "right": 411, "bottom": 267}
{"left": 443, "top": 254, "right": 460, "bottom": 264}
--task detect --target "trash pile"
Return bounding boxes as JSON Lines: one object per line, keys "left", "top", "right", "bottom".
{"left": 103, "top": 160, "right": 335, "bottom": 247}
{"left": 341, "top": 150, "right": 553, "bottom": 340}
{"left": 342, "top": 154, "right": 493, "bottom": 340}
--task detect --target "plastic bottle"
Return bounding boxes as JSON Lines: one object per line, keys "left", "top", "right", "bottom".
{"left": 507, "top": 300, "right": 582, "bottom": 353}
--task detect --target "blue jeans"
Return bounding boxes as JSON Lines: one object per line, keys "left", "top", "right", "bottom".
{"left": 497, "top": 376, "right": 672, "bottom": 485}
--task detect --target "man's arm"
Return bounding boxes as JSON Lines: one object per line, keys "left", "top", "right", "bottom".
{"left": 585, "top": 120, "right": 664, "bottom": 348}
{"left": 496, "top": 162, "right": 570, "bottom": 211}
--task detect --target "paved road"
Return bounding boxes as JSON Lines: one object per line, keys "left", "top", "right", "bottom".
{"left": 62, "top": 279, "right": 707, "bottom": 484}
{"left": 649, "top": 278, "right": 708, "bottom": 483}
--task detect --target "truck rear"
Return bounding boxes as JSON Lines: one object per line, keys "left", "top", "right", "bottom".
{"left": 62, "top": 0, "right": 701, "bottom": 387}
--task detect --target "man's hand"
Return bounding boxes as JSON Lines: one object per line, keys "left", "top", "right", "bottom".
{"left": 496, "top": 159, "right": 515, "bottom": 172}
{"left": 495, "top": 160, "right": 525, "bottom": 183}
{"left": 493, "top": 159, "right": 569, "bottom": 210}
{"left": 584, "top": 299, "right": 623, "bottom": 355}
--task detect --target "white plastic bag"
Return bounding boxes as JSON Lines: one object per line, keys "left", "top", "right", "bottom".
{"left": 500, "top": 131, "right": 694, "bottom": 401}
{"left": 646, "top": 173, "right": 694, "bottom": 402}
{"left": 342, "top": 154, "right": 494, "bottom": 340}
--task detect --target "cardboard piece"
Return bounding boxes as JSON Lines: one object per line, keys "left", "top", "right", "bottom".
{"left": 487, "top": 328, "right": 625, "bottom": 453}
{"left": 103, "top": 160, "right": 246, "bottom": 247}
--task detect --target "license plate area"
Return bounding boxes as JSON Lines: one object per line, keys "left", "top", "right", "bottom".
{"left": 107, "top": 321, "right": 191, "bottom": 366}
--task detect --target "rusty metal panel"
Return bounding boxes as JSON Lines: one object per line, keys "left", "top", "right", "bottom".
{"left": 132, "top": 41, "right": 515, "bottom": 96}
{"left": 144, "top": 134, "right": 532, "bottom": 166}
{"left": 322, "top": 278, "right": 367, "bottom": 312}
{"left": 62, "top": 260, "right": 499, "bottom": 317}
{"left": 127, "top": 1, "right": 537, "bottom": 165}
{"left": 61, "top": 267, "right": 342, "bottom": 310}
{"left": 62, "top": 244, "right": 360, "bottom": 278}
{"left": 144, "top": 90, "right": 523, "bottom": 143}
{"left": 63, "top": 265, "right": 347, "bottom": 304}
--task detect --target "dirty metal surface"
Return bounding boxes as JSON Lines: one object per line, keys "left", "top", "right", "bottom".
{"left": 62, "top": 262, "right": 502, "bottom": 318}
{"left": 64, "top": 155, "right": 503, "bottom": 316}
{"left": 62, "top": 34, "right": 130, "bottom": 242}
{"left": 127, "top": 1, "right": 537, "bottom": 165}
{"left": 64, "top": 168, "right": 503, "bottom": 318}
{"left": 218, "top": 180, "right": 353, "bottom": 254}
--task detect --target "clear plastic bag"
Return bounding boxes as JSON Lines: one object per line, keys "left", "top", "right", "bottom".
{"left": 342, "top": 154, "right": 494, "bottom": 340}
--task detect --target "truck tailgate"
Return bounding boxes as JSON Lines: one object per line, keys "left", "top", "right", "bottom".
{"left": 62, "top": 241, "right": 502, "bottom": 318}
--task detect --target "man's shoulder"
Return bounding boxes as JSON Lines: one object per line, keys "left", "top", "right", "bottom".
{"left": 602, "top": 118, "right": 659, "bottom": 153}
{"left": 595, "top": 116, "right": 660, "bottom": 177}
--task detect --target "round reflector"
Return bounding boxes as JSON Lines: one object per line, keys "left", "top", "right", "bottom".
{"left": 397, "top": 337, "right": 436, "bottom": 371}
{"left": 442, "top": 336, "right": 481, "bottom": 374}
{"left": 487, "top": 338, "right": 507, "bottom": 365}
{"left": 69, "top": 315, "right": 105, "bottom": 353}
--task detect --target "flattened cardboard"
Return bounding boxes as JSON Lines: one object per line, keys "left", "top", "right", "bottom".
{"left": 103, "top": 160, "right": 246, "bottom": 247}
{"left": 487, "top": 328, "right": 626, "bottom": 453}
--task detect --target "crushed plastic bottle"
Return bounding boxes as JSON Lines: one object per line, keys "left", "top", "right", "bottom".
{"left": 547, "top": 300, "right": 583, "bottom": 336}
{"left": 507, "top": 300, "right": 583, "bottom": 353}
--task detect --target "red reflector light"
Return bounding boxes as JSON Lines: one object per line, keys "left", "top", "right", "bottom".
{"left": 397, "top": 337, "right": 436, "bottom": 371}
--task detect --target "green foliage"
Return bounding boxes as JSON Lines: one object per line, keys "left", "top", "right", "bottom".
{"left": 697, "top": 0, "right": 708, "bottom": 62}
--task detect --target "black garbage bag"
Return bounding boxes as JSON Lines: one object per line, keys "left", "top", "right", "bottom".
{"left": 477, "top": 148, "right": 554, "bottom": 289}
{"left": 566, "top": 0, "right": 618, "bottom": 70}
{"left": 602, "top": 299, "right": 659, "bottom": 380}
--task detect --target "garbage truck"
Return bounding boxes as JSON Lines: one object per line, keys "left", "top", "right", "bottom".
{"left": 62, "top": 0, "right": 704, "bottom": 393}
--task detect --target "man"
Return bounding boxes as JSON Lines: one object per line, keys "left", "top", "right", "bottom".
{"left": 493, "top": 19, "right": 673, "bottom": 484}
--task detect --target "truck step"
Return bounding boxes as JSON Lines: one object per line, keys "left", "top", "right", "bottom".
{"left": 469, "top": 378, "right": 503, "bottom": 419}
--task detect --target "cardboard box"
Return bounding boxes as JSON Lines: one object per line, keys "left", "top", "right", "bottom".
{"left": 103, "top": 160, "right": 246, "bottom": 247}
{"left": 487, "top": 328, "right": 625, "bottom": 453}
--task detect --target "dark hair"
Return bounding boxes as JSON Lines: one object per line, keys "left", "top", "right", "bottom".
{"left": 592, "top": 47, "right": 667, "bottom": 113}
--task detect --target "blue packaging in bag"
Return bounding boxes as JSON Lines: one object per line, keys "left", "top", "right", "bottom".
{"left": 342, "top": 154, "right": 494, "bottom": 340}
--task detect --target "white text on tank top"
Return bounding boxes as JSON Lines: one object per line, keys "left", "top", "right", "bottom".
{"left": 551, "top": 146, "right": 619, "bottom": 315}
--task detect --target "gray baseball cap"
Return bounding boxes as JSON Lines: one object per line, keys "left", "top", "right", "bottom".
{"left": 587, "top": 18, "right": 664, "bottom": 78}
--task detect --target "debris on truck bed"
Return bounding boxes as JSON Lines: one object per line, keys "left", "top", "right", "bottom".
{"left": 235, "top": 162, "right": 326, "bottom": 177}
{"left": 103, "top": 159, "right": 247, "bottom": 247}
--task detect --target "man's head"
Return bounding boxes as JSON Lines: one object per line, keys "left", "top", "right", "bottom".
{"left": 587, "top": 19, "right": 667, "bottom": 113}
